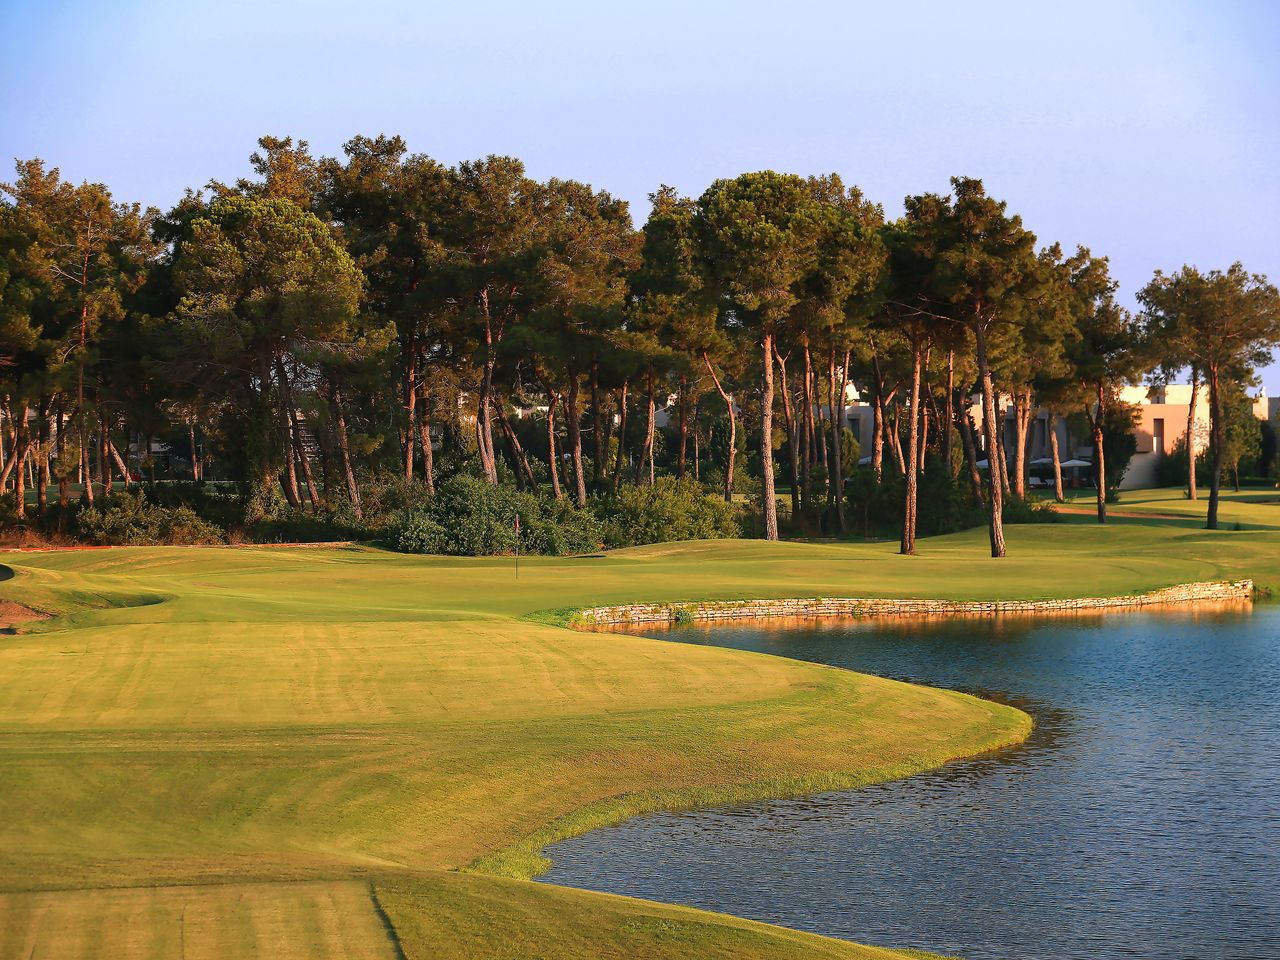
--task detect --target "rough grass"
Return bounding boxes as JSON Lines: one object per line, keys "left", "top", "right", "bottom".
{"left": 1, "top": 495, "right": 1277, "bottom": 958}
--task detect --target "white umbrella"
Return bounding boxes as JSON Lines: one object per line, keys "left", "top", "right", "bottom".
{"left": 975, "top": 459, "right": 990, "bottom": 468}
{"left": 1060, "top": 458, "right": 1091, "bottom": 468}
{"left": 858, "top": 455, "right": 872, "bottom": 465}
{"left": 1030, "top": 457, "right": 1053, "bottom": 465}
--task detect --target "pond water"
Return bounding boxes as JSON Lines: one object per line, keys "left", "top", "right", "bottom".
{"left": 541, "top": 607, "right": 1280, "bottom": 960}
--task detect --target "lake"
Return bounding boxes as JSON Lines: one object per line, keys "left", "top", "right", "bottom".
{"left": 541, "top": 606, "right": 1280, "bottom": 960}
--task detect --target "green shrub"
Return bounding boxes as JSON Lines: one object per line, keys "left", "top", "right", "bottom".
{"left": 844, "top": 458, "right": 1056, "bottom": 537}
{"left": 388, "top": 475, "right": 603, "bottom": 556}
{"left": 523, "top": 497, "right": 605, "bottom": 556}
{"left": 388, "top": 476, "right": 740, "bottom": 556}
{"left": 253, "top": 506, "right": 370, "bottom": 544}
{"left": 77, "top": 491, "right": 225, "bottom": 546}
{"left": 142, "top": 481, "right": 246, "bottom": 530}
{"left": 393, "top": 512, "right": 449, "bottom": 554}
{"left": 1003, "top": 496, "right": 1062, "bottom": 524}
{"left": 595, "top": 477, "right": 740, "bottom": 547}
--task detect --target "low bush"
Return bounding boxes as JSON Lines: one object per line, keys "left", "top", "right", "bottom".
{"left": 77, "top": 491, "right": 225, "bottom": 546}
{"left": 1003, "top": 496, "right": 1062, "bottom": 524}
{"left": 393, "top": 511, "right": 449, "bottom": 554}
{"left": 389, "top": 475, "right": 603, "bottom": 556}
{"left": 252, "top": 506, "right": 371, "bottom": 544}
{"left": 141, "top": 481, "right": 246, "bottom": 530}
{"left": 595, "top": 476, "right": 741, "bottom": 548}
{"left": 844, "top": 460, "right": 1058, "bottom": 538}
{"left": 387, "top": 475, "right": 738, "bottom": 556}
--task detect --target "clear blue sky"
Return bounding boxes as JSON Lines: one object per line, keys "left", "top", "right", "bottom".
{"left": 3, "top": 0, "right": 1278, "bottom": 389}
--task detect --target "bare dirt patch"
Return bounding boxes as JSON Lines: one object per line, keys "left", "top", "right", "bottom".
{"left": 0, "top": 599, "right": 48, "bottom": 629}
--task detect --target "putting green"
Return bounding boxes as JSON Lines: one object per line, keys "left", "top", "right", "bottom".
{"left": 2, "top": 499, "right": 1277, "bottom": 958}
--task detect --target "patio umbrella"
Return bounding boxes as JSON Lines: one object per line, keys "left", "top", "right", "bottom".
{"left": 975, "top": 459, "right": 990, "bottom": 468}
{"left": 1059, "top": 458, "right": 1091, "bottom": 468}
{"left": 1030, "top": 457, "right": 1053, "bottom": 465}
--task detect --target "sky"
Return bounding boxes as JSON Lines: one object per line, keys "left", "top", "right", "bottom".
{"left": 3, "top": 0, "right": 1278, "bottom": 389}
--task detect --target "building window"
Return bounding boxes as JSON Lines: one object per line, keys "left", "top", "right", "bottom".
{"left": 1153, "top": 418, "right": 1165, "bottom": 454}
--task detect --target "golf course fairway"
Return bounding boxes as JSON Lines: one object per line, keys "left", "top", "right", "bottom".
{"left": 2, "top": 496, "right": 1277, "bottom": 959}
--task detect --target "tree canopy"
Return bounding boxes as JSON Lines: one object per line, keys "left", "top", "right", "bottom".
{"left": 3, "top": 138, "right": 1276, "bottom": 550}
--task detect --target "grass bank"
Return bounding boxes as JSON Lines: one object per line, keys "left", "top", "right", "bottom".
{"left": 1, "top": 492, "right": 1277, "bottom": 958}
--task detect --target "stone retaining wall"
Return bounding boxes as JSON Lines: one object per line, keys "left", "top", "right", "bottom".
{"left": 575, "top": 579, "right": 1254, "bottom": 626}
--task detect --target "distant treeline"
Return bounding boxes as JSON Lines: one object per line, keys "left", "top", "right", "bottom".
{"left": 2, "top": 136, "right": 1278, "bottom": 551}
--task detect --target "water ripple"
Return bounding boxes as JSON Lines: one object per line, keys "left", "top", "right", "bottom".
{"left": 542, "top": 608, "right": 1280, "bottom": 960}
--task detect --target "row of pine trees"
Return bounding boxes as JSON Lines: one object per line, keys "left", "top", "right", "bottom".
{"left": 3, "top": 136, "right": 1279, "bottom": 553}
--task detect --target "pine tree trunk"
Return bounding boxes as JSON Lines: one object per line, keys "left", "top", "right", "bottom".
{"left": 496, "top": 400, "right": 537, "bottom": 493}
{"left": 292, "top": 417, "right": 320, "bottom": 510}
{"left": 566, "top": 377, "right": 587, "bottom": 506}
{"left": 958, "top": 402, "right": 984, "bottom": 501}
{"left": 704, "top": 353, "right": 736, "bottom": 502}
{"left": 761, "top": 331, "right": 779, "bottom": 541}
{"left": 993, "top": 397, "right": 1010, "bottom": 497}
{"left": 693, "top": 410, "right": 701, "bottom": 482}
{"left": 420, "top": 391, "right": 436, "bottom": 496}
{"left": 403, "top": 334, "right": 417, "bottom": 482}
{"left": 0, "top": 402, "right": 7, "bottom": 492}
{"left": 827, "top": 346, "right": 846, "bottom": 532}
{"left": 109, "top": 440, "right": 130, "bottom": 488}
{"left": 634, "top": 373, "right": 656, "bottom": 485}
{"left": 1049, "top": 411, "right": 1065, "bottom": 502}
{"left": 1092, "top": 381, "right": 1108, "bottom": 524}
{"left": 57, "top": 401, "right": 70, "bottom": 507}
{"left": 10, "top": 404, "right": 32, "bottom": 520}
{"left": 36, "top": 404, "right": 50, "bottom": 518}
{"left": 646, "top": 377, "right": 656, "bottom": 485}
{"left": 1011, "top": 389, "right": 1029, "bottom": 500}
{"left": 871, "top": 376, "right": 884, "bottom": 481}
{"left": 332, "top": 386, "right": 362, "bottom": 517}
{"left": 591, "top": 358, "right": 605, "bottom": 486}
{"left": 0, "top": 405, "right": 25, "bottom": 493}
{"left": 612, "top": 381, "right": 629, "bottom": 494}
{"left": 886, "top": 397, "right": 906, "bottom": 475}
{"left": 99, "top": 414, "right": 112, "bottom": 497}
{"left": 188, "top": 421, "right": 200, "bottom": 481}
{"left": 1186, "top": 367, "right": 1199, "bottom": 500}
{"left": 547, "top": 394, "right": 562, "bottom": 500}
{"left": 278, "top": 361, "right": 320, "bottom": 509}
{"left": 280, "top": 394, "right": 302, "bottom": 510}
{"left": 901, "top": 341, "right": 922, "bottom": 556}
{"left": 1090, "top": 378, "right": 1111, "bottom": 527}
{"left": 1206, "top": 364, "right": 1224, "bottom": 530}
{"left": 918, "top": 387, "right": 931, "bottom": 469}
{"left": 476, "top": 293, "right": 500, "bottom": 485}
{"left": 813, "top": 361, "right": 828, "bottom": 473}
{"left": 80, "top": 431, "right": 93, "bottom": 505}
{"left": 13, "top": 441, "right": 29, "bottom": 522}
{"left": 799, "top": 339, "right": 813, "bottom": 511}
{"left": 974, "top": 321, "right": 1006, "bottom": 557}
{"left": 944, "top": 352, "right": 956, "bottom": 476}
{"left": 775, "top": 349, "right": 800, "bottom": 519}
{"left": 677, "top": 377, "right": 689, "bottom": 479}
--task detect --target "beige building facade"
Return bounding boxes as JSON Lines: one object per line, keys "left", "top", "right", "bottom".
{"left": 835, "top": 382, "right": 1274, "bottom": 490}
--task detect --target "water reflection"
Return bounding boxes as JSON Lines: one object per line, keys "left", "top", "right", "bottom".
{"left": 546, "top": 607, "right": 1280, "bottom": 960}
